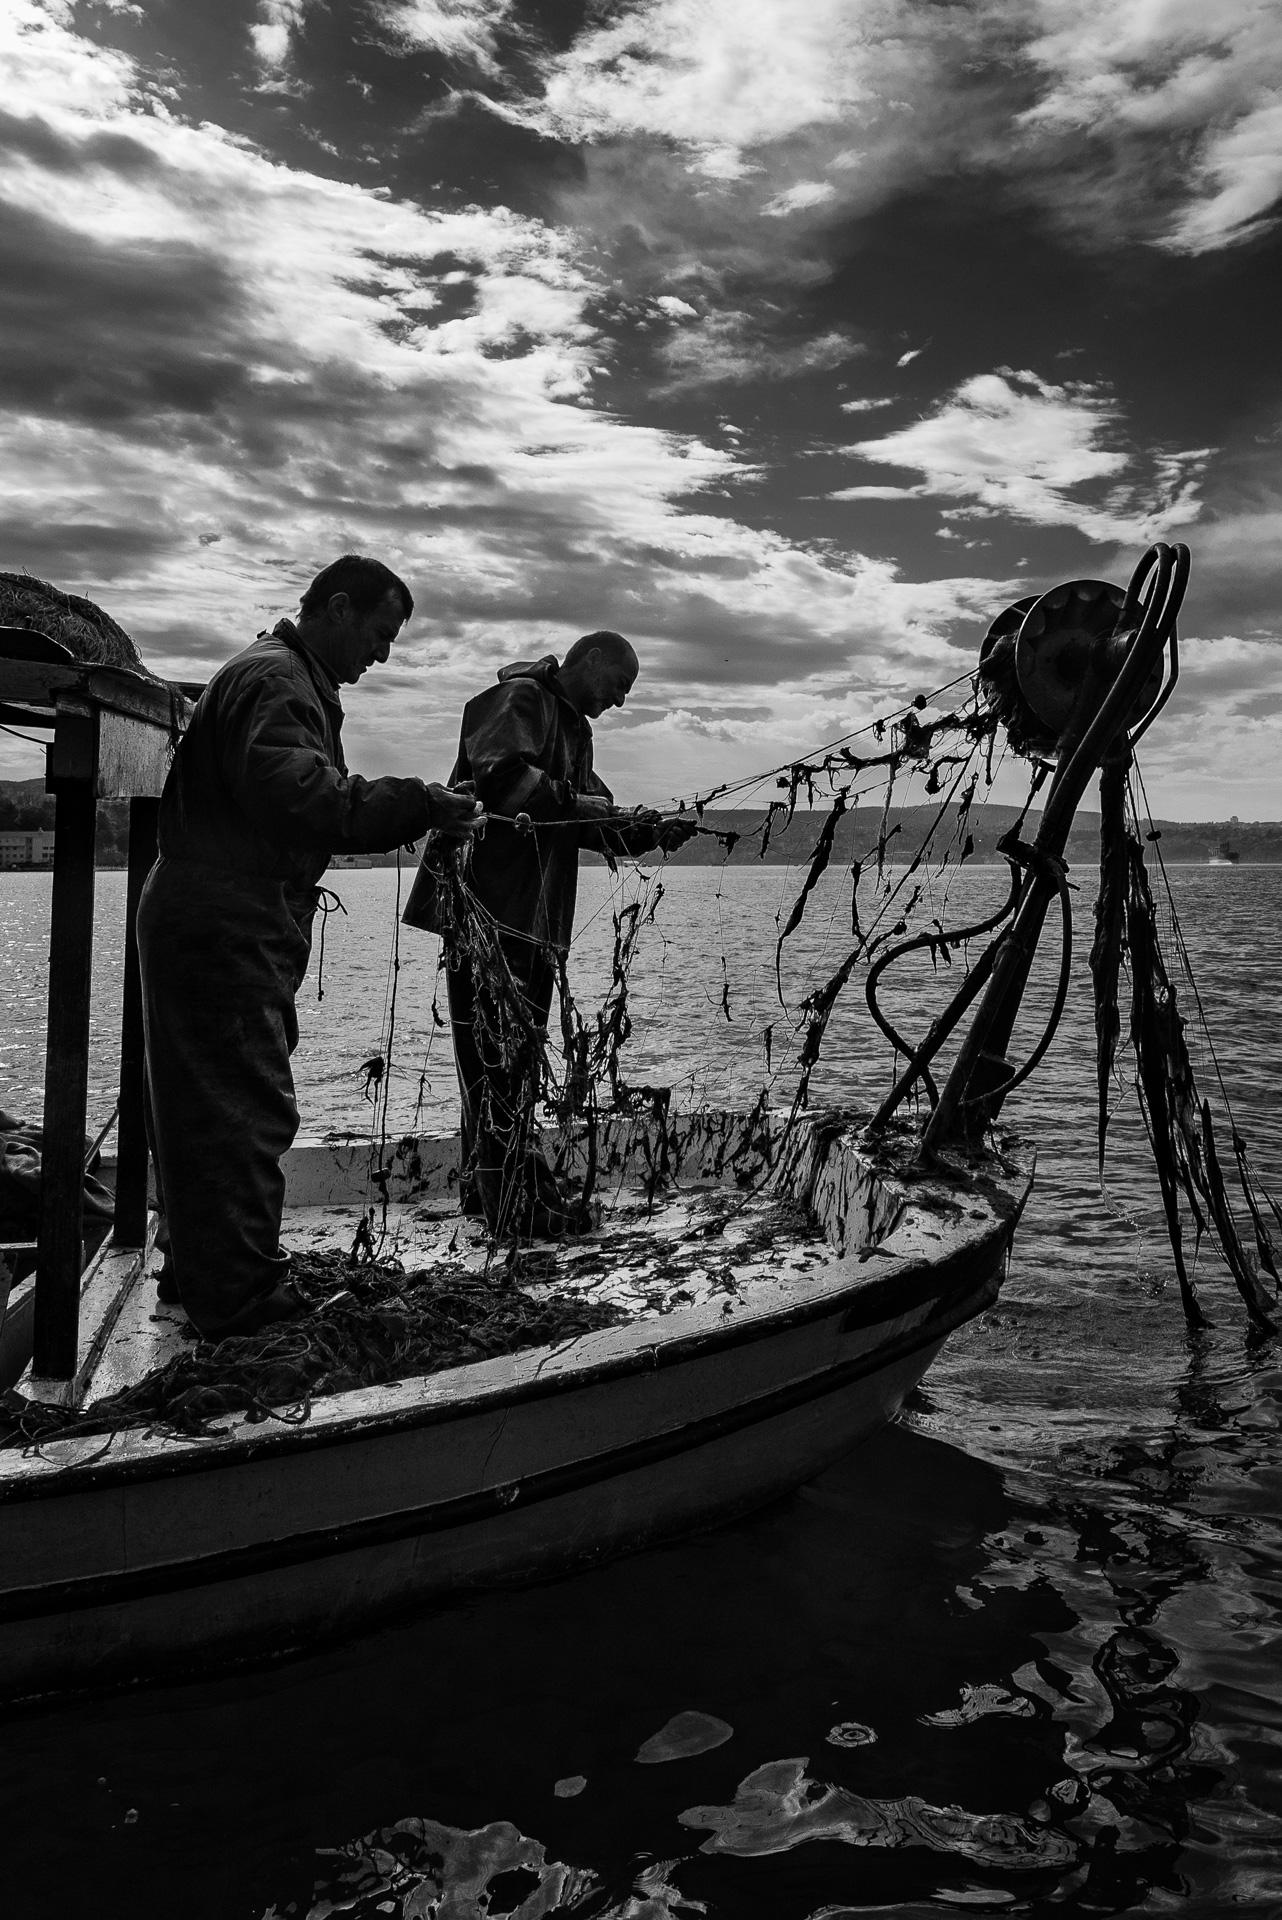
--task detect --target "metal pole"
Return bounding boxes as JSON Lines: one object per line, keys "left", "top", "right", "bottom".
{"left": 113, "top": 796, "right": 158, "bottom": 1248}
{"left": 33, "top": 777, "right": 97, "bottom": 1381}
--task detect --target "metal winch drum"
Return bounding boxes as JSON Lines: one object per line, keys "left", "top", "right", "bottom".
{"left": 979, "top": 577, "right": 1167, "bottom": 758}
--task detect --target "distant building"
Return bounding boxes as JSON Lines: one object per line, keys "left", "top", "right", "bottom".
{"left": 0, "top": 827, "right": 55, "bottom": 870}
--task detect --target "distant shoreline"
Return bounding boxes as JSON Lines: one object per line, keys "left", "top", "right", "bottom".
{"left": 3, "top": 783, "right": 1280, "bottom": 875}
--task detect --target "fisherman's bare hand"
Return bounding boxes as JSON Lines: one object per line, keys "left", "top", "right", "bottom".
{"left": 427, "top": 783, "right": 485, "bottom": 841}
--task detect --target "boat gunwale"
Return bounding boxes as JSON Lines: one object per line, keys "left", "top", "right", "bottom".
{"left": 0, "top": 1252, "right": 1007, "bottom": 1625}
{"left": 0, "top": 1146, "right": 1029, "bottom": 1502}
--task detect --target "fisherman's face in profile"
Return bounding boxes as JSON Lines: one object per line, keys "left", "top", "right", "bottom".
{"left": 582, "top": 648, "right": 638, "bottom": 719}
{"left": 329, "top": 589, "right": 407, "bottom": 685}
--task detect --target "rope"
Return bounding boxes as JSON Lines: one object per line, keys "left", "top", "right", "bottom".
{"left": 313, "top": 886, "right": 347, "bottom": 1001}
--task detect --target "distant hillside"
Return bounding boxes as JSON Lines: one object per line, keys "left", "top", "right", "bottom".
{"left": 648, "top": 806, "right": 1282, "bottom": 868}
{"left": 3, "top": 778, "right": 1278, "bottom": 869}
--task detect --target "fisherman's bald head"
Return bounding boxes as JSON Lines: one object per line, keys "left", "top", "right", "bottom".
{"left": 559, "top": 629, "right": 638, "bottom": 719}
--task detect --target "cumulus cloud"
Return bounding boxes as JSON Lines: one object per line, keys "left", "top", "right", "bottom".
{"left": 834, "top": 370, "right": 1211, "bottom": 545}
{"left": 510, "top": 0, "right": 1282, "bottom": 313}
{"left": 250, "top": 2, "right": 307, "bottom": 71}
{"left": 0, "top": 1, "right": 1013, "bottom": 797}
{"left": 527, "top": 0, "right": 884, "bottom": 157}
{"left": 1, "top": 0, "right": 1272, "bottom": 814}
{"left": 4, "top": 0, "right": 136, "bottom": 120}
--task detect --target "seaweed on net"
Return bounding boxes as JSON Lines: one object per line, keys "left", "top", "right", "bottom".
{"left": 0, "top": 1248, "right": 629, "bottom": 1448}
{"left": 388, "top": 647, "right": 1277, "bottom": 1332}
{"left": 1090, "top": 761, "right": 1278, "bottom": 1331}
{"left": 409, "top": 682, "right": 1012, "bottom": 1235}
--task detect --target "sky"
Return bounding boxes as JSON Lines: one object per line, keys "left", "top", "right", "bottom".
{"left": 1, "top": 0, "right": 1280, "bottom": 819}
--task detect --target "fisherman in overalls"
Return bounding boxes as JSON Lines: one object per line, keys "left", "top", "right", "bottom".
{"left": 138, "top": 555, "right": 480, "bottom": 1339}
{"left": 402, "top": 631, "right": 695, "bottom": 1237}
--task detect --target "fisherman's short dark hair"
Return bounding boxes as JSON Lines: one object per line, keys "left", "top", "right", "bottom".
{"left": 300, "top": 554, "right": 413, "bottom": 622}
{"left": 563, "top": 629, "right": 633, "bottom": 669}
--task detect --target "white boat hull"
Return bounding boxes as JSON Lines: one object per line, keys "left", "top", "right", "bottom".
{"left": 0, "top": 1113, "right": 1027, "bottom": 1702}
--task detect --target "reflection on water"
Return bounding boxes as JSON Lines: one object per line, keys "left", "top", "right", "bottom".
{"left": 3, "top": 1403, "right": 1279, "bottom": 1917}
{"left": 1, "top": 865, "right": 1281, "bottom": 1916}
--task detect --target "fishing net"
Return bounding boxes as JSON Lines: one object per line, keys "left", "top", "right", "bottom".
{"left": 402, "top": 678, "right": 1006, "bottom": 1235}
{"left": 365, "top": 543, "right": 1277, "bottom": 1331}
{"left": 0, "top": 571, "right": 160, "bottom": 677}
{"left": 0, "top": 1248, "right": 629, "bottom": 1448}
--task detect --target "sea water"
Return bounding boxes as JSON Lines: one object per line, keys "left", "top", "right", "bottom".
{"left": 1, "top": 861, "right": 1280, "bottom": 1918}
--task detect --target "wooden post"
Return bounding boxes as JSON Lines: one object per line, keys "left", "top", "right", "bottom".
{"left": 33, "top": 774, "right": 98, "bottom": 1381}
{"left": 114, "top": 797, "right": 159, "bottom": 1248}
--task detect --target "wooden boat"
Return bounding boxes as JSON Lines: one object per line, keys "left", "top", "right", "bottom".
{"left": 0, "top": 544, "right": 1203, "bottom": 1704}
{"left": 0, "top": 1111, "right": 1029, "bottom": 1704}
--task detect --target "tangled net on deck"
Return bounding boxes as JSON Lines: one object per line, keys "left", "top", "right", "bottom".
{"left": 0, "top": 1249, "right": 628, "bottom": 1447}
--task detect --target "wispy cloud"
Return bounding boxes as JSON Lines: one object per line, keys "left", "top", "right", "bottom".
{"left": 368, "top": 0, "right": 521, "bottom": 73}
{"left": 1015, "top": 0, "right": 1282, "bottom": 251}
{"left": 655, "top": 311, "right": 862, "bottom": 394}
{"left": 834, "top": 370, "right": 1211, "bottom": 544}
{"left": 763, "top": 180, "right": 839, "bottom": 218}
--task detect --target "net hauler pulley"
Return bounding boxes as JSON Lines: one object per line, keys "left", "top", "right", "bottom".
{"left": 872, "top": 541, "right": 1189, "bottom": 1153}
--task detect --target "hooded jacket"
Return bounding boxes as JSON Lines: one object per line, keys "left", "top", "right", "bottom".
{"left": 404, "top": 654, "right": 652, "bottom": 953}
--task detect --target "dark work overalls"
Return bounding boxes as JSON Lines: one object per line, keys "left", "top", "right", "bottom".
{"left": 138, "top": 622, "right": 432, "bottom": 1338}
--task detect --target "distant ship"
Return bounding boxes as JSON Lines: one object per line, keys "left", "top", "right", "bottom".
{"left": 1208, "top": 839, "right": 1240, "bottom": 866}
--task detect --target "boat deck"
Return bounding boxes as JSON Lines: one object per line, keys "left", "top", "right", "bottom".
{"left": 85, "top": 1178, "right": 830, "bottom": 1409}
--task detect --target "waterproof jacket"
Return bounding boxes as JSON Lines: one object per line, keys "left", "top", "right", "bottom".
{"left": 404, "top": 655, "right": 654, "bottom": 952}
{"left": 157, "top": 619, "right": 433, "bottom": 896}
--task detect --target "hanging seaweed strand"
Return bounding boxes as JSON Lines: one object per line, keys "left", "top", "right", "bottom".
{"left": 1088, "top": 768, "right": 1276, "bottom": 1331}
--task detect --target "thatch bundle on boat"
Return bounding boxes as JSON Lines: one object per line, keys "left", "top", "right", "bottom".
{"left": 0, "top": 570, "right": 161, "bottom": 679}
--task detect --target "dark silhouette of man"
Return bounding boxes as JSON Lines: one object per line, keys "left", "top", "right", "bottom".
{"left": 139, "top": 554, "right": 479, "bottom": 1337}
{"left": 404, "top": 630, "right": 693, "bottom": 1235}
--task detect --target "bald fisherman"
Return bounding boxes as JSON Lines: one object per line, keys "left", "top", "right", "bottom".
{"left": 404, "top": 630, "right": 694, "bottom": 1235}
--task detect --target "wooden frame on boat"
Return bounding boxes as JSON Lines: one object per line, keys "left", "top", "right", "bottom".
{"left": 0, "top": 636, "right": 192, "bottom": 1394}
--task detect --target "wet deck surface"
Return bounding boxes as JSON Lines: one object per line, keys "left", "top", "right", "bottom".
{"left": 88, "top": 1182, "right": 828, "bottom": 1408}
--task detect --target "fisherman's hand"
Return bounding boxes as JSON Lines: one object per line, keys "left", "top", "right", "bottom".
{"left": 427, "top": 783, "right": 485, "bottom": 842}
{"left": 574, "top": 793, "right": 619, "bottom": 823}
{"left": 655, "top": 816, "right": 699, "bottom": 854}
